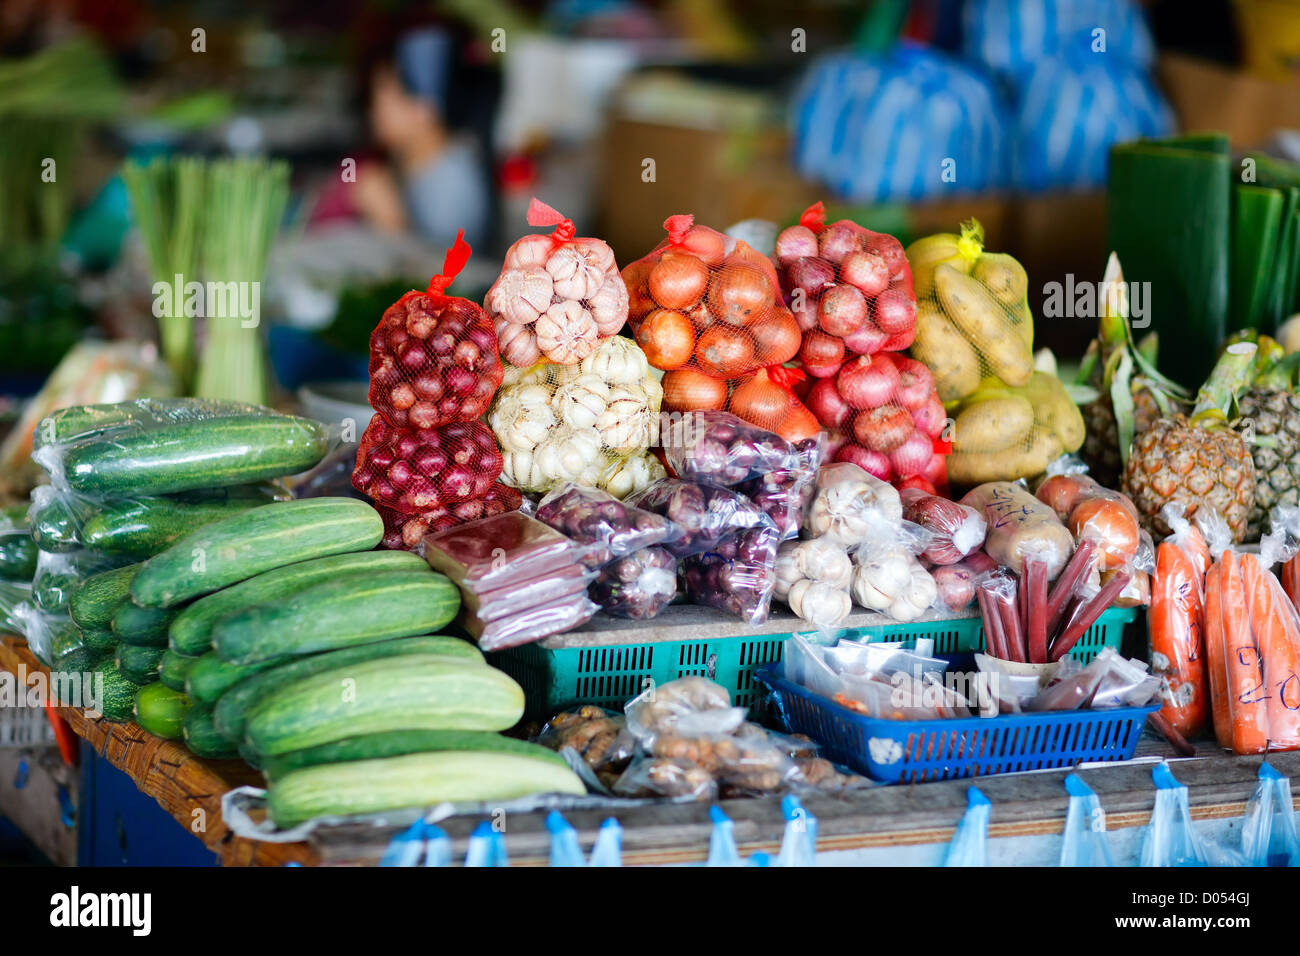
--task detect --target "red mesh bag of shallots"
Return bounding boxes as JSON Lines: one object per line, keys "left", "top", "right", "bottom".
{"left": 486, "top": 198, "right": 628, "bottom": 367}
{"left": 378, "top": 483, "right": 523, "bottom": 551}
{"left": 623, "top": 214, "right": 801, "bottom": 382}
{"left": 775, "top": 202, "right": 918, "bottom": 375}
{"left": 352, "top": 414, "right": 503, "bottom": 514}
{"left": 368, "top": 231, "right": 505, "bottom": 430}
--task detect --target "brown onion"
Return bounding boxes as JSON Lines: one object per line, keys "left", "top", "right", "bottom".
{"left": 649, "top": 252, "right": 708, "bottom": 310}
{"left": 662, "top": 369, "right": 729, "bottom": 412}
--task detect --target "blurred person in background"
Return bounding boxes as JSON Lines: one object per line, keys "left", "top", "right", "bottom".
{"left": 346, "top": 26, "right": 491, "bottom": 250}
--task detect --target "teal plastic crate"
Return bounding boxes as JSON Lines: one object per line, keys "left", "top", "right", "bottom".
{"left": 491, "top": 606, "right": 1136, "bottom": 721}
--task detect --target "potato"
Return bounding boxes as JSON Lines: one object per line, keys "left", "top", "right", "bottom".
{"left": 912, "top": 300, "right": 981, "bottom": 401}
{"left": 953, "top": 396, "right": 1035, "bottom": 453}
{"left": 945, "top": 427, "right": 1063, "bottom": 487}
{"left": 972, "top": 252, "right": 1029, "bottom": 308}
{"left": 934, "top": 263, "right": 1033, "bottom": 387}
{"left": 1014, "top": 372, "right": 1085, "bottom": 453}
{"left": 1009, "top": 298, "right": 1034, "bottom": 350}
{"left": 905, "top": 232, "right": 973, "bottom": 299}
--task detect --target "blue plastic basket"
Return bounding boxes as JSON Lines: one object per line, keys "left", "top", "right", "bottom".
{"left": 755, "top": 664, "right": 1158, "bottom": 784}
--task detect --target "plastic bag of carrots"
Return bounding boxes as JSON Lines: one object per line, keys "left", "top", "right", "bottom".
{"left": 1205, "top": 542, "right": 1300, "bottom": 753}
{"left": 1148, "top": 505, "right": 1212, "bottom": 738}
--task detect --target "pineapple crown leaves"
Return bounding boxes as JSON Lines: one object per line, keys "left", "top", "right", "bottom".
{"left": 1111, "top": 349, "right": 1138, "bottom": 468}
{"left": 1192, "top": 342, "right": 1257, "bottom": 433}
{"left": 1097, "top": 252, "right": 1190, "bottom": 400}
{"left": 1254, "top": 349, "right": 1300, "bottom": 391}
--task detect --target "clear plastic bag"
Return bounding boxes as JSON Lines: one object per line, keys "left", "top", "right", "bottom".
{"left": 661, "top": 410, "right": 803, "bottom": 486}
{"left": 536, "top": 483, "right": 681, "bottom": 568}
{"left": 420, "top": 511, "right": 587, "bottom": 594}
{"left": 33, "top": 548, "right": 128, "bottom": 614}
{"left": 1241, "top": 763, "right": 1300, "bottom": 867}
{"left": 775, "top": 536, "right": 854, "bottom": 631}
{"left": 352, "top": 415, "right": 503, "bottom": 514}
{"left": 681, "top": 524, "right": 780, "bottom": 624}
{"left": 1036, "top": 473, "right": 1142, "bottom": 573}
{"left": 486, "top": 198, "right": 627, "bottom": 367}
{"left": 901, "top": 487, "right": 986, "bottom": 565}
{"left": 624, "top": 676, "right": 744, "bottom": 742}
{"left": 459, "top": 591, "right": 598, "bottom": 652}
{"left": 1140, "top": 763, "right": 1246, "bottom": 867}
{"left": 612, "top": 754, "right": 717, "bottom": 801}
{"left": 1060, "top": 773, "right": 1115, "bottom": 867}
{"left": 589, "top": 546, "right": 677, "bottom": 620}
{"left": 487, "top": 337, "right": 663, "bottom": 496}
{"left": 460, "top": 564, "right": 594, "bottom": 623}
{"left": 623, "top": 213, "right": 797, "bottom": 380}
{"left": 538, "top": 705, "right": 636, "bottom": 775}
{"left": 944, "top": 787, "right": 991, "bottom": 867}
{"left": 626, "top": 478, "right": 774, "bottom": 559}
{"left": 367, "top": 233, "right": 505, "bottom": 431}
{"left": 31, "top": 399, "right": 330, "bottom": 498}
{"left": 0, "top": 506, "right": 36, "bottom": 583}
{"left": 930, "top": 551, "right": 996, "bottom": 612}
{"left": 376, "top": 485, "right": 523, "bottom": 551}
{"left": 850, "top": 520, "right": 938, "bottom": 623}
{"left": 739, "top": 436, "right": 822, "bottom": 539}
{"left": 10, "top": 602, "right": 91, "bottom": 670}
{"left": 960, "top": 481, "right": 1074, "bottom": 579}
{"left": 805, "top": 461, "right": 904, "bottom": 548}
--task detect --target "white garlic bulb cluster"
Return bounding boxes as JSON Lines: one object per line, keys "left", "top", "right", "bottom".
{"left": 775, "top": 536, "right": 854, "bottom": 629}
{"left": 850, "top": 545, "right": 937, "bottom": 623}
{"left": 806, "top": 462, "right": 903, "bottom": 548}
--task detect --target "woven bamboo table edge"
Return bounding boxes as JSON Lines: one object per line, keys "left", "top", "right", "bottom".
{"left": 0, "top": 635, "right": 315, "bottom": 867}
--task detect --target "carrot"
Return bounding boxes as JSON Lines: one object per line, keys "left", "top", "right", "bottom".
{"left": 1203, "top": 563, "right": 1233, "bottom": 749}
{"left": 1150, "top": 539, "right": 1209, "bottom": 737}
{"left": 1183, "top": 525, "right": 1211, "bottom": 587}
{"left": 1242, "top": 554, "right": 1300, "bottom": 751}
{"left": 1219, "top": 551, "right": 1270, "bottom": 754}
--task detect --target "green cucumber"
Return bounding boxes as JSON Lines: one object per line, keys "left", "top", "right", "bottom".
{"left": 134, "top": 682, "right": 191, "bottom": 739}
{"left": 186, "top": 651, "right": 283, "bottom": 705}
{"left": 80, "top": 626, "right": 118, "bottom": 653}
{"left": 212, "top": 635, "right": 481, "bottom": 743}
{"left": 34, "top": 397, "right": 266, "bottom": 449}
{"left": 115, "top": 643, "right": 164, "bottom": 685}
{"left": 59, "top": 413, "right": 329, "bottom": 497}
{"left": 132, "top": 498, "right": 382, "bottom": 608}
{"left": 260, "top": 730, "right": 566, "bottom": 782}
{"left": 212, "top": 570, "right": 459, "bottom": 664}
{"left": 69, "top": 564, "right": 141, "bottom": 629}
{"left": 245, "top": 654, "right": 522, "bottom": 756}
{"left": 29, "top": 496, "right": 85, "bottom": 552}
{"left": 267, "top": 752, "right": 585, "bottom": 828}
{"left": 169, "top": 549, "right": 427, "bottom": 655}
{"left": 53, "top": 646, "right": 107, "bottom": 675}
{"left": 159, "top": 649, "right": 200, "bottom": 692}
{"left": 183, "top": 705, "right": 239, "bottom": 759}
{"left": 92, "top": 660, "right": 139, "bottom": 722}
{"left": 0, "top": 531, "right": 37, "bottom": 581}
{"left": 83, "top": 489, "right": 288, "bottom": 560}
{"left": 111, "top": 600, "right": 177, "bottom": 647}
{"left": 239, "top": 741, "right": 262, "bottom": 769}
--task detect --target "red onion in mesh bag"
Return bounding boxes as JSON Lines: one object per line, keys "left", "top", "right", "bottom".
{"left": 353, "top": 414, "right": 503, "bottom": 514}
{"left": 368, "top": 232, "right": 505, "bottom": 430}
{"left": 377, "top": 483, "right": 523, "bottom": 551}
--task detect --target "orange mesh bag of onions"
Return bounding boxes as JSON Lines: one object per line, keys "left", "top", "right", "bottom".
{"left": 368, "top": 231, "right": 505, "bottom": 430}
{"left": 724, "top": 365, "right": 821, "bottom": 444}
{"left": 486, "top": 198, "right": 628, "bottom": 367}
{"left": 775, "top": 202, "right": 918, "bottom": 375}
{"left": 624, "top": 214, "right": 801, "bottom": 383}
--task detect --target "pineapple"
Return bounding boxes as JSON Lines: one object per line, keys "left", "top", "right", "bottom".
{"left": 1077, "top": 255, "right": 1190, "bottom": 487}
{"left": 1235, "top": 346, "right": 1300, "bottom": 540}
{"left": 1124, "top": 343, "right": 1259, "bottom": 541}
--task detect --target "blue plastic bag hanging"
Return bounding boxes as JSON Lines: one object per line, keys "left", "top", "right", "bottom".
{"left": 706, "top": 805, "right": 743, "bottom": 867}
{"left": 1136, "top": 763, "right": 1251, "bottom": 866}
{"left": 1242, "top": 763, "right": 1300, "bottom": 867}
{"left": 1059, "top": 773, "right": 1114, "bottom": 867}
{"left": 749, "top": 852, "right": 773, "bottom": 867}
{"left": 945, "top": 787, "right": 991, "bottom": 866}
{"left": 775, "top": 795, "right": 818, "bottom": 867}
{"left": 546, "top": 810, "right": 585, "bottom": 867}
{"left": 379, "top": 819, "right": 451, "bottom": 867}
{"left": 465, "top": 820, "right": 509, "bottom": 868}
{"left": 589, "top": 818, "right": 622, "bottom": 867}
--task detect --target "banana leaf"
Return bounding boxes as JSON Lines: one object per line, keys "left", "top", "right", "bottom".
{"left": 1107, "top": 135, "right": 1230, "bottom": 389}
{"left": 1262, "top": 187, "right": 1299, "bottom": 331}
{"left": 1229, "top": 184, "right": 1283, "bottom": 333}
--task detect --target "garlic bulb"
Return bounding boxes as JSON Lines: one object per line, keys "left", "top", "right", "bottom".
{"left": 580, "top": 334, "right": 648, "bottom": 385}
{"left": 536, "top": 300, "right": 599, "bottom": 364}
{"left": 504, "top": 233, "right": 553, "bottom": 270}
{"left": 488, "top": 383, "right": 555, "bottom": 452}
{"left": 599, "top": 451, "right": 665, "bottom": 499}
{"left": 807, "top": 464, "right": 903, "bottom": 547}
{"left": 553, "top": 374, "right": 609, "bottom": 430}
{"left": 598, "top": 383, "right": 654, "bottom": 453}
{"left": 547, "top": 241, "right": 614, "bottom": 301}
{"left": 851, "top": 565, "right": 892, "bottom": 611}
{"left": 588, "top": 269, "right": 630, "bottom": 335}
{"left": 793, "top": 537, "right": 853, "bottom": 589}
{"left": 495, "top": 317, "right": 543, "bottom": 369}
{"left": 774, "top": 541, "right": 802, "bottom": 601}
{"left": 501, "top": 448, "right": 546, "bottom": 491}
{"left": 788, "top": 580, "right": 852, "bottom": 628}
{"left": 488, "top": 266, "right": 554, "bottom": 326}
{"left": 532, "top": 425, "right": 603, "bottom": 484}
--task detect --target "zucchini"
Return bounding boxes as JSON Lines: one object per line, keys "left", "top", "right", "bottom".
{"left": 261, "top": 730, "right": 566, "bottom": 781}
{"left": 83, "top": 488, "right": 288, "bottom": 560}
{"left": 53, "top": 646, "right": 107, "bottom": 675}
{"left": 79, "top": 626, "right": 118, "bottom": 654}
{"left": 91, "top": 660, "right": 139, "bottom": 722}
{"left": 186, "top": 651, "right": 283, "bottom": 705}
{"left": 0, "top": 531, "right": 37, "bottom": 582}
{"left": 245, "top": 654, "right": 522, "bottom": 756}
{"left": 267, "top": 752, "right": 585, "bottom": 828}
{"left": 69, "top": 564, "right": 141, "bottom": 630}
{"left": 35, "top": 397, "right": 266, "bottom": 449}
{"left": 59, "top": 413, "right": 329, "bottom": 497}
{"left": 182, "top": 705, "right": 239, "bottom": 759}
{"left": 169, "top": 549, "right": 427, "bottom": 655}
{"left": 212, "top": 570, "right": 459, "bottom": 664}
{"left": 159, "top": 649, "right": 200, "bottom": 692}
{"left": 134, "top": 682, "right": 191, "bottom": 739}
{"left": 115, "top": 643, "right": 165, "bottom": 685}
{"left": 212, "top": 635, "right": 481, "bottom": 743}
{"left": 111, "top": 600, "right": 177, "bottom": 647}
{"left": 132, "top": 498, "right": 383, "bottom": 608}
{"left": 29, "top": 495, "right": 85, "bottom": 552}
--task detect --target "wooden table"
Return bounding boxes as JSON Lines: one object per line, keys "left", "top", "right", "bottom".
{"left": 0, "top": 636, "right": 315, "bottom": 867}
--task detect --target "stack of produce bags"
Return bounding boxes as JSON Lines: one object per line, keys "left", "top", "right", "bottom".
{"left": 906, "top": 220, "right": 1083, "bottom": 486}
{"left": 484, "top": 202, "right": 665, "bottom": 498}
{"left": 352, "top": 234, "right": 522, "bottom": 550}
{"left": 17, "top": 398, "right": 329, "bottom": 674}
{"left": 422, "top": 511, "right": 597, "bottom": 650}
{"left": 774, "top": 203, "right": 947, "bottom": 490}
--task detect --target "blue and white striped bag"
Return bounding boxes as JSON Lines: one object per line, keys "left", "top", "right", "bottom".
{"left": 791, "top": 45, "right": 1008, "bottom": 203}
{"left": 1012, "top": 50, "right": 1174, "bottom": 190}
{"left": 962, "top": 0, "right": 1156, "bottom": 78}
